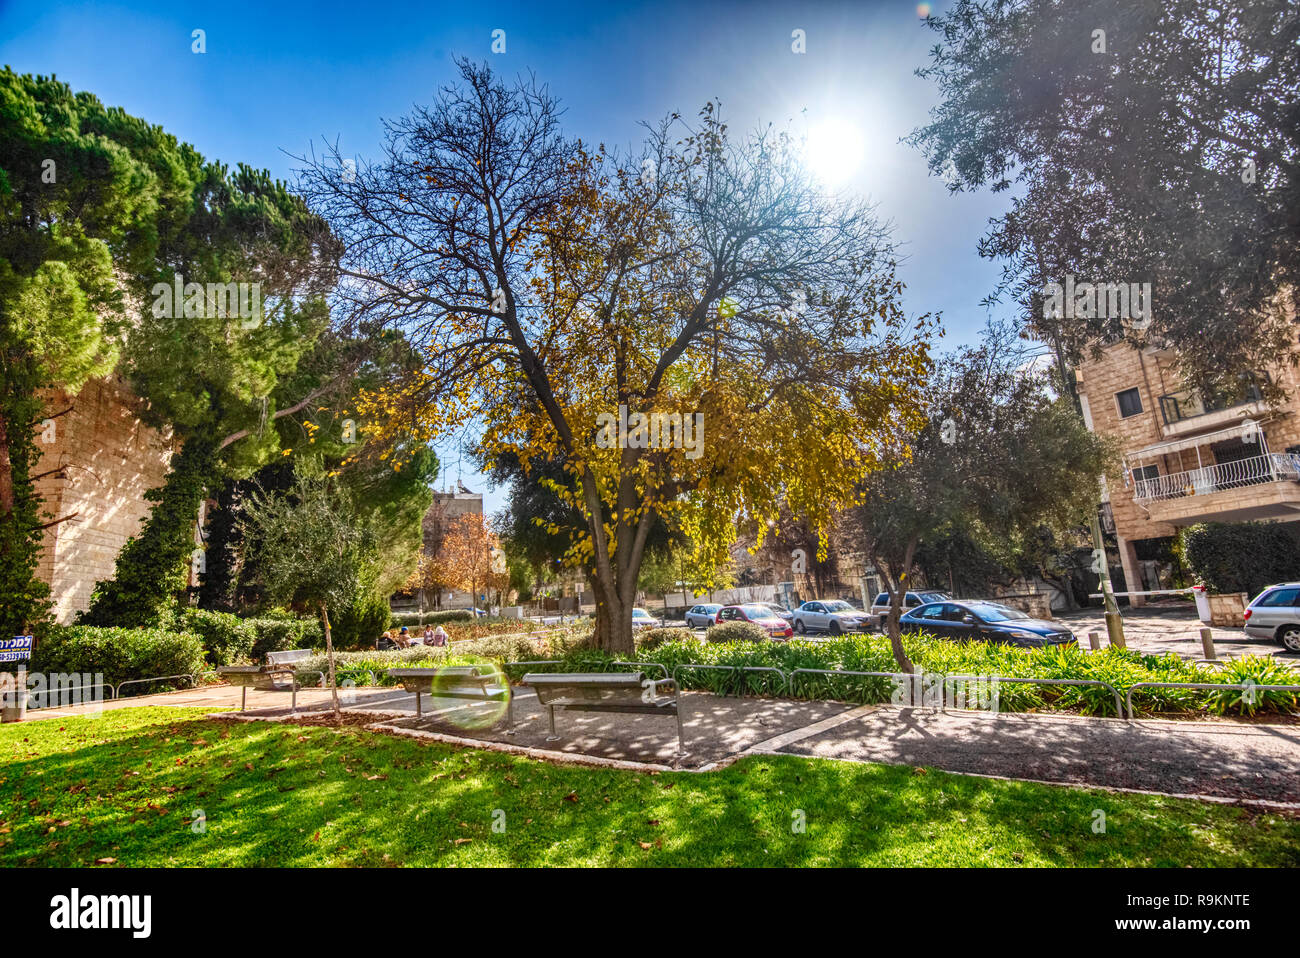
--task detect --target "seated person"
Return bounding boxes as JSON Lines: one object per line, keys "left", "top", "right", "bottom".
{"left": 430, "top": 625, "right": 449, "bottom": 648}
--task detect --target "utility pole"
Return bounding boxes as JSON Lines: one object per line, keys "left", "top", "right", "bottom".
{"left": 1049, "top": 324, "right": 1126, "bottom": 648}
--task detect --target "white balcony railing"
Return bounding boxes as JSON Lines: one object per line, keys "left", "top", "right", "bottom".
{"left": 1134, "top": 453, "right": 1300, "bottom": 503}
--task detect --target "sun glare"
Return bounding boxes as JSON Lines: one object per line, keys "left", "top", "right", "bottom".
{"left": 804, "top": 119, "right": 866, "bottom": 187}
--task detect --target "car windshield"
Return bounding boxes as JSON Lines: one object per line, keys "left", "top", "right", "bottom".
{"left": 966, "top": 603, "right": 1029, "bottom": 622}
{"left": 824, "top": 601, "right": 855, "bottom": 612}
{"left": 741, "top": 605, "right": 773, "bottom": 618}
{"left": 919, "top": 592, "right": 949, "bottom": 603}
{"left": 632, "top": 609, "right": 651, "bottom": 618}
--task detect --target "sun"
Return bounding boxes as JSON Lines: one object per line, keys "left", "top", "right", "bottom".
{"left": 803, "top": 118, "right": 867, "bottom": 187}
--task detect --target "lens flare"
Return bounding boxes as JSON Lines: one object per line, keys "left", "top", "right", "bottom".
{"left": 429, "top": 663, "right": 512, "bottom": 731}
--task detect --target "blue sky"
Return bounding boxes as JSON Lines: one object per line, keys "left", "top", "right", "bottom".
{"left": 2, "top": 0, "right": 1013, "bottom": 516}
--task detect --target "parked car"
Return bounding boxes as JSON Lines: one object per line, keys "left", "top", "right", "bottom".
{"left": 684, "top": 603, "right": 724, "bottom": 628}
{"left": 900, "top": 600, "right": 1075, "bottom": 647}
{"left": 755, "top": 602, "right": 794, "bottom": 622}
{"left": 1243, "top": 583, "right": 1300, "bottom": 651}
{"left": 792, "top": 599, "right": 870, "bottom": 635}
{"left": 631, "top": 607, "right": 663, "bottom": 630}
{"left": 715, "top": 604, "right": 795, "bottom": 639}
{"left": 870, "top": 590, "right": 952, "bottom": 620}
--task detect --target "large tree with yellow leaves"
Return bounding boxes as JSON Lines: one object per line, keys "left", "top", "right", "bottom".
{"left": 300, "top": 60, "right": 935, "bottom": 653}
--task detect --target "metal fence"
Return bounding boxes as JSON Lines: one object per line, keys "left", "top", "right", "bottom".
{"left": 1124, "top": 681, "right": 1300, "bottom": 719}
{"left": 10, "top": 659, "right": 1297, "bottom": 723}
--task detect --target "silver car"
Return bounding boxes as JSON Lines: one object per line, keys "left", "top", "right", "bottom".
{"left": 1243, "top": 583, "right": 1300, "bottom": 652}
{"left": 684, "top": 603, "right": 723, "bottom": 628}
{"left": 792, "top": 599, "right": 868, "bottom": 635}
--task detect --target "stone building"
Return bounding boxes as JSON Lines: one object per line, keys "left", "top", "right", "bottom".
{"left": 32, "top": 377, "right": 176, "bottom": 623}
{"left": 1076, "top": 339, "right": 1300, "bottom": 605}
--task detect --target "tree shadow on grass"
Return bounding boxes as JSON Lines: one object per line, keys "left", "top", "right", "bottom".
{"left": 1, "top": 712, "right": 1296, "bottom": 868}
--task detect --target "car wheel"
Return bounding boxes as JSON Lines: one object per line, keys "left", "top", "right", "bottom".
{"left": 829, "top": 621, "right": 842, "bottom": 636}
{"left": 794, "top": 620, "right": 806, "bottom": 635}
{"left": 1278, "top": 625, "right": 1300, "bottom": 652}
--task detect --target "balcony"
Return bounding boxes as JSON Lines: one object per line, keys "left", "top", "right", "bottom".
{"left": 1134, "top": 453, "right": 1300, "bottom": 525}
{"left": 1157, "top": 377, "right": 1268, "bottom": 438}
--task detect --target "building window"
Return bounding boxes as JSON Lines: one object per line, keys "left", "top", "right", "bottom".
{"left": 1131, "top": 464, "right": 1158, "bottom": 485}
{"left": 1116, "top": 388, "right": 1143, "bottom": 418}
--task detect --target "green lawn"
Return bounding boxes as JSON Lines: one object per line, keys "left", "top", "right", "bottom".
{"left": 1, "top": 707, "right": 1295, "bottom": 867}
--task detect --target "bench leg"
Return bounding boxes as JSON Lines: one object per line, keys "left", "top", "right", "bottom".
{"left": 674, "top": 703, "right": 685, "bottom": 756}
{"left": 291, "top": 683, "right": 297, "bottom": 712}
{"left": 545, "top": 705, "right": 559, "bottom": 742}
{"left": 240, "top": 686, "right": 247, "bottom": 712}
{"left": 504, "top": 693, "right": 515, "bottom": 734}
{"left": 415, "top": 690, "right": 421, "bottom": 717}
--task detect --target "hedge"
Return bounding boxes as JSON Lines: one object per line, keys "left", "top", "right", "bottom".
{"left": 177, "top": 609, "right": 322, "bottom": 665}
{"left": 1182, "top": 521, "right": 1300, "bottom": 597}
{"left": 30, "top": 626, "right": 206, "bottom": 685}
{"left": 493, "top": 630, "right": 1299, "bottom": 718}
{"left": 704, "top": 621, "right": 769, "bottom": 644}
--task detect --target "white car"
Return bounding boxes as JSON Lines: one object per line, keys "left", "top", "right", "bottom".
{"left": 631, "top": 608, "right": 663, "bottom": 630}
{"left": 792, "top": 600, "right": 869, "bottom": 636}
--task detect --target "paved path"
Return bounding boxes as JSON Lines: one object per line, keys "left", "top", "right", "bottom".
{"left": 19, "top": 681, "right": 1300, "bottom": 804}
{"left": 1056, "top": 602, "right": 1289, "bottom": 661}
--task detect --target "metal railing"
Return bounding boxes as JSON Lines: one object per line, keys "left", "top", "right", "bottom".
{"left": 1134, "top": 453, "right": 1300, "bottom": 502}
{"left": 945, "top": 674, "right": 1124, "bottom": 717}
{"left": 1125, "top": 681, "right": 1300, "bottom": 719}
{"left": 788, "top": 668, "right": 905, "bottom": 702}
{"left": 24, "top": 678, "right": 115, "bottom": 710}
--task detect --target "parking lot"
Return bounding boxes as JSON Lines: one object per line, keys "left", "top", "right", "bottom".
{"left": 667, "top": 600, "right": 1294, "bottom": 662}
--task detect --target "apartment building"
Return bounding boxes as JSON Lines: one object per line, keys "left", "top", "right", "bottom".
{"left": 1076, "top": 342, "right": 1300, "bottom": 604}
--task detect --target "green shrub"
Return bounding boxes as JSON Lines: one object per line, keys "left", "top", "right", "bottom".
{"left": 178, "top": 608, "right": 256, "bottom": 666}
{"left": 245, "top": 617, "right": 319, "bottom": 659}
{"left": 635, "top": 627, "right": 688, "bottom": 653}
{"left": 704, "top": 621, "right": 768, "bottom": 644}
{"left": 32, "top": 626, "right": 206, "bottom": 684}
{"left": 1205, "top": 656, "right": 1300, "bottom": 716}
{"left": 330, "top": 595, "right": 392, "bottom": 650}
{"left": 1182, "top": 521, "right": 1300, "bottom": 597}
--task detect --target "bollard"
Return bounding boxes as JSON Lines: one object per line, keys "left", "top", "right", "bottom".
{"left": 1088, "top": 631, "right": 1101, "bottom": 651}
{"left": 1200, "top": 627, "right": 1217, "bottom": 661}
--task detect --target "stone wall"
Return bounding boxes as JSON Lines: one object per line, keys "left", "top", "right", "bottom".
{"left": 32, "top": 378, "right": 175, "bottom": 623}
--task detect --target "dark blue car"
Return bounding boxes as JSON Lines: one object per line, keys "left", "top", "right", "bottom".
{"left": 900, "top": 600, "right": 1076, "bottom": 648}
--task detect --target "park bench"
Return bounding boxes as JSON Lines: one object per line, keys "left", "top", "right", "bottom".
{"left": 387, "top": 666, "right": 513, "bottom": 725}
{"left": 217, "top": 649, "right": 313, "bottom": 709}
{"left": 521, "top": 671, "right": 684, "bottom": 754}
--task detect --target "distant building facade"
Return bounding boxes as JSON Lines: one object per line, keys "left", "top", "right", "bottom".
{"left": 1077, "top": 338, "right": 1300, "bottom": 604}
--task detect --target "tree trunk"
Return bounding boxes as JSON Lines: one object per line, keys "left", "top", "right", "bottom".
{"left": 320, "top": 601, "right": 340, "bottom": 718}
{"left": 0, "top": 407, "right": 13, "bottom": 522}
{"left": 881, "top": 537, "right": 919, "bottom": 674}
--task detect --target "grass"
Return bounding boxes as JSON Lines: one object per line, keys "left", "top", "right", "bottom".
{"left": 1, "top": 707, "right": 1296, "bottom": 867}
